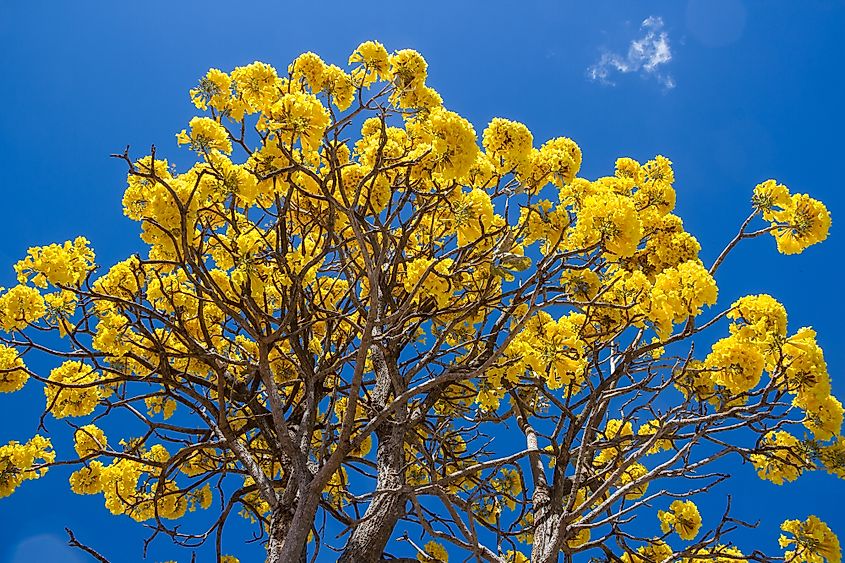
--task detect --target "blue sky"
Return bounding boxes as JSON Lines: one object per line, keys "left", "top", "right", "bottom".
{"left": 1, "top": 0, "right": 844, "bottom": 561}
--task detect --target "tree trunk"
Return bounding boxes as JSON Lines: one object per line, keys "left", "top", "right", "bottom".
{"left": 266, "top": 506, "right": 294, "bottom": 563}
{"left": 338, "top": 324, "right": 408, "bottom": 563}
{"left": 337, "top": 422, "right": 407, "bottom": 563}
{"left": 530, "top": 487, "right": 562, "bottom": 563}
{"left": 265, "top": 494, "right": 313, "bottom": 563}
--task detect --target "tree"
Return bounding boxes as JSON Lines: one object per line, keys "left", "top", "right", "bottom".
{"left": 0, "top": 40, "right": 841, "bottom": 563}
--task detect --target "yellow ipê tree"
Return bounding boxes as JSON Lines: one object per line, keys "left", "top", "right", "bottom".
{"left": 0, "top": 41, "right": 841, "bottom": 563}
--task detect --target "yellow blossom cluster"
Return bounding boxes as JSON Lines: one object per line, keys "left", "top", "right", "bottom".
{"left": 620, "top": 540, "right": 673, "bottom": 563}
{"left": 74, "top": 424, "right": 108, "bottom": 458}
{"left": 176, "top": 116, "right": 232, "bottom": 154}
{"left": 418, "top": 540, "right": 449, "bottom": 562}
{"left": 648, "top": 260, "right": 718, "bottom": 338}
{"left": 521, "top": 312, "right": 588, "bottom": 389}
{"left": 705, "top": 335, "right": 766, "bottom": 394}
{"left": 751, "top": 430, "right": 809, "bottom": 485}
{"left": 404, "top": 258, "right": 455, "bottom": 308}
{"left": 779, "top": 516, "right": 841, "bottom": 563}
{"left": 0, "top": 435, "right": 54, "bottom": 498}
{"left": 0, "top": 344, "right": 28, "bottom": 393}
{"left": 594, "top": 418, "right": 634, "bottom": 465}
{"left": 753, "top": 180, "right": 831, "bottom": 255}
{"left": 44, "top": 361, "right": 104, "bottom": 418}
{"left": 682, "top": 545, "right": 747, "bottom": 563}
{"left": 0, "top": 285, "right": 45, "bottom": 332}
{"left": 482, "top": 118, "right": 533, "bottom": 173}
{"left": 69, "top": 442, "right": 211, "bottom": 521}
{"left": 658, "top": 500, "right": 702, "bottom": 540}
{"left": 14, "top": 236, "right": 95, "bottom": 288}
{"left": 348, "top": 40, "right": 390, "bottom": 87}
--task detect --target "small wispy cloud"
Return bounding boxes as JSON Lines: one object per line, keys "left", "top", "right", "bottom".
{"left": 588, "top": 16, "right": 675, "bottom": 90}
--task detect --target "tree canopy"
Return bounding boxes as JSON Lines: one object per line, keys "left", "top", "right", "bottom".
{"left": 0, "top": 41, "right": 841, "bottom": 563}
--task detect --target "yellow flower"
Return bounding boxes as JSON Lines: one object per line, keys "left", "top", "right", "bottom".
{"left": 635, "top": 156, "right": 676, "bottom": 216}
{"left": 74, "top": 424, "right": 107, "bottom": 458}
{"left": 176, "top": 116, "right": 232, "bottom": 154}
{"left": 780, "top": 327, "right": 830, "bottom": 406}
{"left": 230, "top": 61, "right": 280, "bottom": 117}
{"left": 560, "top": 268, "right": 600, "bottom": 301}
{"left": 641, "top": 155, "right": 675, "bottom": 186}
{"left": 752, "top": 179, "right": 791, "bottom": 221}
{"left": 534, "top": 136, "right": 582, "bottom": 188}
{"left": 503, "top": 551, "right": 529, "bottom": 563}
{"left": 658, "top": 500, "right": 702, "bottom": 540}
{"left": 404, "top": 257, "right": 454, "bottom": 308}
{"left": 615, "top": 157, "right": 642, "bottom": 183}
{"left": 145, "top": 395, "right": 177, "bottom": 420}
{"left": 0, "top": 285, "right": 46, "bottom": 332}
{"left": 289, "top": 51, "right": 327, "bottom": 92}
{"left": 482, "top": 118, "right": 533, "bottom": 172}
{"left": 92, "top": 313, "right": 136, "bottom": 357}
{"left": 321, "top": 64, "right": 355, "bottom": 111}
{"left": 779, "top": 515, "right": 841, "bottom": 563}
{"left": 802, "top": 395, "right": 844, "bottom": 441}
{"left": 620, "top": 540, "right": 673, "bottom": 563}
{"left": 516, "top": 312, "right": 587, "bottom": 390}
{"left": 594, "top": 418, "right": 634, "bottom": 465}
{"left": 44, "top": 290, "right": 77, "bottom": 337}
{"left": 769, "top": 192, "right": 831, "bottom": 255}
{"left": 0, "top": 435, "right": 54, "bottom": 498}
{"left": 389, "top": 49, "right": 427, "bottom": 96}
{"left": 264, "top": 92, "right": 330, "bottom": 153}
{"left": 44, "top": 361, "right": 103, "bottom": 418}
{"left": 15, "top": 236, "right": 95, "bottom": 288}
{"left": 648, "top": 260, "right": 718, "bottom": 338}
{"left": 683, "top": 545, "right": 747, "bottom": 563}
{"left": 190, "top": 68, "right": 231, "bottom": 111}
{"left": 751, "top": 430, "right": 809, "bottom": 485}
{"left": 418, "top": 540, "right": 448, "bottom": 562}
{"left": 426, "top": 107, "right": 479, "bottom": 181}
{"left": 820, "top": 437, "right": 845, "bottom": 478}
{"left": 637, "top": 420, "right": 674, "bottom": 454}
{"left": 619, "top": 462, "right": 649, "bottom": 499}
{"left": 567, "top": 527, "right": 591, "bottom": 548}
{"left": 448, "top": 188, "right": 495, "bottom": 247}
{"left": 69, "top": 461, "right": 104, "bottom": 495}
{"left": 0, "top": 344, "right": 28, "bottom": 393}
{"left": 705, "top": 336, "right": 765, "bottom": 395}
{"left": 728, "top": 293, "right": 787, "bottom": 342}
{"left": 349, "top": 40, "right": 390, "bottom": 86}
{"left": 571, "top": 190, "right": 642, "bottom": 257}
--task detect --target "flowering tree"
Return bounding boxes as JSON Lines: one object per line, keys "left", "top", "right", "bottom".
{"left": 0, "top": 41, "right": 841, "bottom": 563}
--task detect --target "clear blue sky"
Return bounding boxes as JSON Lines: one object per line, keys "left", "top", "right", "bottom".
{"left": 0, "top": 1, "right": 843, "bottom": 561}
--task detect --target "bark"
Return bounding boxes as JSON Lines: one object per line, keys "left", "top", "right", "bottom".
{"left": 338, "top": 328, "right": 408, "bottom": 563}
{"left": 266, "top": 505, "right": 294, "bottom": 563}
{"left": 265, "top": 492, "right": 315, "bottom": 563}
{"left": 530, "top": 485, "right": 562, "bottom": 563}
{"left": 337, "top": 421, "right": 407, "bottom": 563}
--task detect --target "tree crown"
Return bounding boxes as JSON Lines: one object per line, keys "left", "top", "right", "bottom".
{"left": 0, "top": 41, "right": 841, "bottom": 563}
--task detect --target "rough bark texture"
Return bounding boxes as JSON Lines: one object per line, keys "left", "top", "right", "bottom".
{"left": 337, "top": 423, "right": 407, "bottom": 563}
{"left": 530, "top": 485, "right": 563, "bottom": 563}
{"left": 338, "top": 331, "right": 408, "bottom": 563}
{"left": 266, "top": 506, "right": 294, "bottom": 563}
{"left": 266, "top": 494, "right": 316, "bottom": 563}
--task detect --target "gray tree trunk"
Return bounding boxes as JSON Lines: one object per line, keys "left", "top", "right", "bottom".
{"left": 265, "top": 489, "right": 317, "bottom": 563}
{"left": 530, "top": 486, "right": 563, "bottom": 563}
{"left": 338, "top": 324, "right": 408, "bottom": 563}
{"left": 337, "top": 421, "right": 407, "bottom": 563}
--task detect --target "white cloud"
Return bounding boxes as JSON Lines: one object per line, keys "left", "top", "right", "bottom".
{"left": 588, "top": 16, "right": 675, "bottom": 89}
